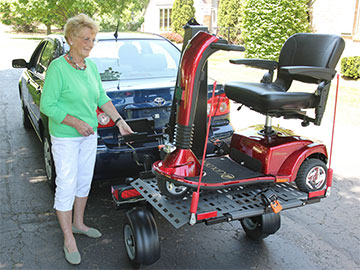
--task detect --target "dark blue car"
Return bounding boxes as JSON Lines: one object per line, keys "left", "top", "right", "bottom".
{"left": 12, "top": 32, "right": 233, "bottom": 187}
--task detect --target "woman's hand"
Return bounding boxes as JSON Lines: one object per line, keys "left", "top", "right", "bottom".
{"left": 116, "top": 119, "right": 134, "bottom": 136}
{"left": 61, "top": 114, "right": 94, "bottom": 136}
{"left": 76, "top": 120, "right": 95, "bottom": 137}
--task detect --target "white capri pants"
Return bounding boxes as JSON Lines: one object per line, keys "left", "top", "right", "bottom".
{"left": 51, "top": 133, "right": 97, "bottom": 211}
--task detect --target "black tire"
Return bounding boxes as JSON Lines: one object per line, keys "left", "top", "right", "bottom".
{"left": 295, "top": 159, "right": 327, "bottom": 192}
{"left": 22, "top": 101, "right": 32, "bottom": 129}
{"left": 43, "top": 132, "right": 56, "bottom": 191}
{"left": 123, "top": 208, "right": 160, "bottom": 268}
{"left": 240, "top": 212, "right": 281, "bottom": 240}
{"left": 157, "top": 178, "right": 188, "bottom": 199}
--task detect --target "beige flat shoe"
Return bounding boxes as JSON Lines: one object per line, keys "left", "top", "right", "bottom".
{"left": 72, "top": 225, "right": 102, "bottom": 238}
{"left": 63, "top": 245, "right": 81, "bottom": 265}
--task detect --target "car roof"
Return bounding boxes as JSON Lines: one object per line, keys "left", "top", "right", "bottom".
{"left": 48, "top": 32, "right": 165, "bottom": 42}
{"left": 97, "top": 32, "right": 165, "bottom": 41}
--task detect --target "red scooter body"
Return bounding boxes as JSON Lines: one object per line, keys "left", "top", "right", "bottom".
{"left": 152, "top": 31, "right": 330, "bottom": 192}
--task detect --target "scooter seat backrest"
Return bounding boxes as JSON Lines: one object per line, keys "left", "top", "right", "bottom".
{"left": 276, "top": 33, "right": 345, "bottom": 89}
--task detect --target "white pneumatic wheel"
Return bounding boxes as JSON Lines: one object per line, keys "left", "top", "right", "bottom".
{"left": 295, "top": 159, "right": 327, "bottom": 192}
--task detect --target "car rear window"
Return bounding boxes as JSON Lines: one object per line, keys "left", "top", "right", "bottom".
{"left": 90, "top": 39, "right": 180, "bottom": 81}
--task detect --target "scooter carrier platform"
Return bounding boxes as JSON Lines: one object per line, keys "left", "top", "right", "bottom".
{"left": 130, "top": 178, "right": 321, "bottom": 229}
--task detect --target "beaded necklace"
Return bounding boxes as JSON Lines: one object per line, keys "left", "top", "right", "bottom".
{"left": 66, "top": 52, "right": 86, "bottom": 71}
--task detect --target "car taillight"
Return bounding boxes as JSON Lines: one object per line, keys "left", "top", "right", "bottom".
{"left": 207, "top": 93, "right": 230, "bottom": 117}
{"left": 96, "top": 108, "right": 115, "bottom": 128}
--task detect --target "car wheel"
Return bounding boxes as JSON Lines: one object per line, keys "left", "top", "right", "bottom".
{"left": 123, "top": 208, "right": 160, "bottom": 268}
{"left": 157, "top": 179, "right": 188, "bottom": 199}
{"left": 43, "top": 132, "right": 56, "bottom": 190}
{"left": 295, "top": 159, "right": 327, "bottom": 192}
{"left": 240, "top": 212, "right": 281, "bottom": 240}
{"left": 21, "top": 101, "right": 32, "bottom": 129}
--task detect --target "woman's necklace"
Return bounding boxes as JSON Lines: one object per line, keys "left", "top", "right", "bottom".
{"left": 66, "top": 52, "right": 86, "bottom": 71}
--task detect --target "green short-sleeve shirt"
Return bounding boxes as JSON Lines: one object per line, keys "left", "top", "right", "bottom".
{"left": 40, "top": 56, "right": 110, "bottom": 137}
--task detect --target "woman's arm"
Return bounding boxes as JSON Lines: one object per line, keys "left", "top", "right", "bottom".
{"left": 61, "top": 115, "right": 95, "bottom": 136}
{"left": 100, "top": 101, "right": 134, "bottom": 135}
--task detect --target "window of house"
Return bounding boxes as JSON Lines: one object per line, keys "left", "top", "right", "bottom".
{"left": 159, "top": 8, "right": 172, "bottom": 32}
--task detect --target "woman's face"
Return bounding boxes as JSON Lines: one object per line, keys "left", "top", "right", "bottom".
{"left": 68, "top": 27, "right": 97, "bottom": 59}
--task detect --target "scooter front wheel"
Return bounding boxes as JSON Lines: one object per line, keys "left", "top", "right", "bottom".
{"left": 157, "top": 179, "right": 188, "bottom": 199}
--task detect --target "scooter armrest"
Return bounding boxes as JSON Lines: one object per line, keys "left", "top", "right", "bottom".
{"left": 280, "top": 66, "right": 336, "bottom": 81}
{"left": 229, "top": 59, "right": 278, "bottom": 71}
{"left": 210, "top": 43, "right": 245, "bottom": 52}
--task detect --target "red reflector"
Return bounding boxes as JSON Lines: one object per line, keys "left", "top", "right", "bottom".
{"left": 308, "top": 189, "right": 326, "bottom": 199}
{"left": 197, "top": 211, "right": 218, "bottom": 220}
{"left": 120, "top": 189, "right": 141, "bottom": 199}
{"left": 111, "top": 187, "right": 119, "bottom": 201}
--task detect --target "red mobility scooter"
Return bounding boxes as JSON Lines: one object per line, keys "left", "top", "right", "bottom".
{"left": 112, "top": 25, "right": 344, "bottom": 267}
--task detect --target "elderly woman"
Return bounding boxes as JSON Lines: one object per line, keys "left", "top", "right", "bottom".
{"left": 40, "top": 14, "right": 133, "bottom": 265}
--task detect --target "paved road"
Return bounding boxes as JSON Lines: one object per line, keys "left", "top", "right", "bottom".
{"left": 1, "top": 36, "right": 360, "bottom": 270}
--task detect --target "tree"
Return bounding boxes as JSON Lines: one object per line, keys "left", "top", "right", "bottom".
{"left": 217, "top": 0, "right": 245, "bottom": 44}
{"left": 242, "top": 0, "right": 310, "bottom": 60}
{"left": 0, "top": 0, "right": 148, "bottom": 34}
{"left": 171, "top": 0, "right": 195, "bottom": 36}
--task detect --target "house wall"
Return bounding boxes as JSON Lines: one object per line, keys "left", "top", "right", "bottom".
{"left": 312, "top": 0, "right": 356, "bottom": 35}
{"left": 142, "top": 0, "right": 217, "bottom": 33}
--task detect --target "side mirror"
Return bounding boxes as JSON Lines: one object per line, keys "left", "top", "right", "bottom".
{"left": 12, "top": 59, "right": 28, "bottom": 68}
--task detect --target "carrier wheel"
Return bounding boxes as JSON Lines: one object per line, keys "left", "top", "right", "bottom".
{"left": 43, "top": 132, "right": 56, "bottom": 191}
{"left": 157, "top": 179, "right": 188, "bottom": 199}
{"left": 295, "top": 159, "right": 327, "bottom": 192}
{"left": 123, "top": 208, "right": 160, "bottom": 268}
{"left": 240, "top": 212, "right": 281, "bottom": 240}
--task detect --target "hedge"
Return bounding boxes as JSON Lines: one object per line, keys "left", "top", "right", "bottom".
{"left": 242, "top": 0, "right": 310, "bottom": 60}
{"left": 341, "top": 56, "right": 360, "bottom": 79}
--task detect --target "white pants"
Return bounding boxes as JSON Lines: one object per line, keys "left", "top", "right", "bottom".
{"left": 51, "top": 133, "right": 97, "bottom": 211}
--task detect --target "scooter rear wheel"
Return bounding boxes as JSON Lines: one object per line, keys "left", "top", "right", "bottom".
{"left": 295, "top": 158, "right": 327, "bottom": 192}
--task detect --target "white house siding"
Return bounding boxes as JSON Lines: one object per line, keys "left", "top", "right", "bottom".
{"left": 142, "top": 0, "right": 217, "bottom": 33}
{"left": 312, "top": 0, "right": 356, "bottom": 35}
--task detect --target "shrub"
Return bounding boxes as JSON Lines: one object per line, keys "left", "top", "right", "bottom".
{"left": 171, "top": 0, "right": 196, "bottom": 37}
{"left": 242, "top": 0, "right": 310, "bottom": 60}
{"left": 341, "top": 56, "right": 360, "bottom": 79}
{"left": 160, "top": 32, "right": 184, "bottom": 43}
{"left": 217, "top": 0, "right": 245, "bottom": 44}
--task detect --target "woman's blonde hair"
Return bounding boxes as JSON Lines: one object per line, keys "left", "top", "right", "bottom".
{"left": 64, "top": 14, "right": 99, "bottom": 42}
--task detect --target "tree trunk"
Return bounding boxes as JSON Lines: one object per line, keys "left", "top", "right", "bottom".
{"left": 46, "top": 24, "right": 51, "bottom": 35}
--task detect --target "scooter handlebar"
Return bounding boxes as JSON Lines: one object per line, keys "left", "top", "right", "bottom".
{"left": 210, "top": 43, "right": 245, "bottom": 52}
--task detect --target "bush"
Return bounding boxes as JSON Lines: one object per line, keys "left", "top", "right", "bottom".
{"left": 160, "top": 32, "right": 184, "bottom": 43}
{"left": 341, "top": 56, "right": 360, "bottom": 79}
{"left": 242, "top": 0, "right": 310, "bottom": 60}
{"left": 171, "top": 0, "right": 196, "bottom": 37}
{"left": 217, "top": 0, "right": 245, "bottom": 44}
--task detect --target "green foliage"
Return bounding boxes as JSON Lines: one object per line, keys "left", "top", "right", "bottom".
{"left": 242, "top": 0, "right": 310, "bottom": 60}
{"left": 171, "top": 0, "right": 195, "bottom": 36}
{"left": 98, "top": 2, "right": 146, "bottom": 32}
{"left": 341, "top": 56, "right": 360, "bottom": 79}
{"left": 217, "top": 0, "right": 244, "bottom": 44}
{"left": 0, "top": 0, "right": 148, "bottom": 34}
